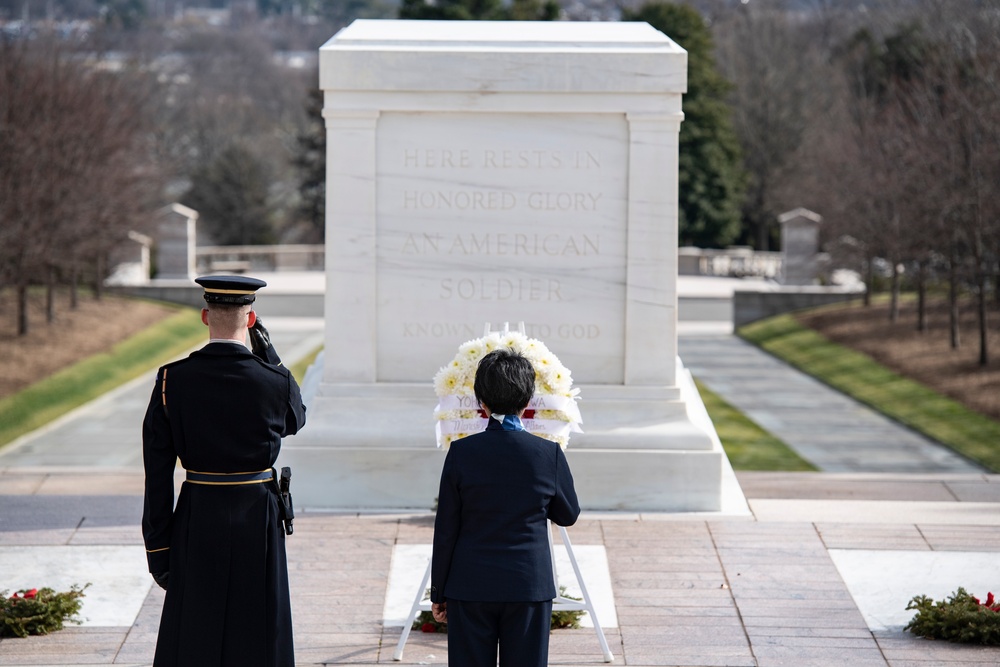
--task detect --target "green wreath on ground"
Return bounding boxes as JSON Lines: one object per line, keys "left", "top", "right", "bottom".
{"left": 1, "top": 585, "right": 89, "bottom": 638}
{"left": 906, "top": 588, "right": 1000, "bottom": 645}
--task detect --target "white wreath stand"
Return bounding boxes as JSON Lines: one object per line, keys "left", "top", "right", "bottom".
{"left": 392, "top": 522, "right": 614, "bottom": 662}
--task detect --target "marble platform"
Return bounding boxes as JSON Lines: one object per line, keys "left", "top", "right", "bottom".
{"left": 287, "top": 354, "right": 747, "bottom": 512}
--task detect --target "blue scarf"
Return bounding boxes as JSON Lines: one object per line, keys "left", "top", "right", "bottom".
{"left": 490, "top": 413, "right": 526, "bottom": 431}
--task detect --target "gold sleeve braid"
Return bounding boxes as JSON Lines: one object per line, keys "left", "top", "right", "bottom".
{"left": 161, "top": 368, "right": 168, "bottom": 414}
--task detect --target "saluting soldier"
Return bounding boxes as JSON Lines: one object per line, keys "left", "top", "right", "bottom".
{"left": 142, "top": 275, "right": 306, "bottom": 667}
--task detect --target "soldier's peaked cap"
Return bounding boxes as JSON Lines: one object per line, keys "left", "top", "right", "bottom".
{"left": 195, "top": 275, "right": 267, "bottom": 305}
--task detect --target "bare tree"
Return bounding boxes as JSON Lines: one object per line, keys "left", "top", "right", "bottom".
{"left": 894, "top": 3, "right": 1000, "bottom": 364}
{"left": 806, "top": 0, "right": 1000, "bottom": 363}
{"left": 0, "top": 37, "right": 159, "bottom": 334}
{"left": 151, "top": 28, "right": 311, "bottom": 240}
{"left": 713, "top": 1, "right": 830, "bottom": 250}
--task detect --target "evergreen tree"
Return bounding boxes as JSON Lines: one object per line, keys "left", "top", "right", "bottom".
{"left": 508, "top": 0, "right": 559, "bottom": 21}
{"left": 624, "top": 2, "right": 746, "bottom": 248}
{"left": 399, "top": 0, "right": 557, "bottom": 21}
{"left": 316, "top": 0, "right": 394, "bottom": 25}
{"left": 183, "top": 144, "right": 276, "bottom": 246}
{"left": 100, "top": 0, "right": 147, "bottom": 30}
{"left": 292, "top": 87, "right": 326, "bottom": 242}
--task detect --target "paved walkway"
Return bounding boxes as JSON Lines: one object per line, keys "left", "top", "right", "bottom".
{"left": 678, "top": 334, "right": 983, "bottom": 474}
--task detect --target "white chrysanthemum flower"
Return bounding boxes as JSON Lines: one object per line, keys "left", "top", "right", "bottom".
{"left": 458, "top": 338, "right": 486, "bottom": 361}
{"left": 520, "top": 339, "right": 542, "bottom": 362}
{"left": 432, "top": 368, "right": 448, "bottom": 391}
{"left": 498, "top": 332, "right": 521, "bottom": 350}
{"left": 482, "top": 333, "right": 501, "bottom": 352}
{"left": 547, "top": 368, "right": 572, "bottom": 393}
{"left": 436, "top": 345, "right": 479, "bottom": 399}
{"left": 434, "top": 369, "right": 462, "bottom": 396}
{"left": 535, "top": 354, "right": 555, "bottom": 369}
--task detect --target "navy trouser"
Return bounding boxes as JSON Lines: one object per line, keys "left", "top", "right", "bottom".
{"left": 446, "top": 599, "right": 552, "bottom": 667}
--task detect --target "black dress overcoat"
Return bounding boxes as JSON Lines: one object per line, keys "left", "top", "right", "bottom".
{"left": 430, "top": 418, "right": 580, "bottom": 604}
{"left": 142, "top": 341, "right": 306, "bottom": 667}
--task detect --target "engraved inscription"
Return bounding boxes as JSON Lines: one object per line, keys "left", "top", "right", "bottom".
{"left": 527, "top": 192, "right": 601, "bottom": 211}
{"left": 400, "top": 233, "right": 599, "bottom": 257}
{"left": 403, "top": 148, "right": 473, "bottom": 169}
{"left": 402, "top": 321, "right": 479, "bottom": 339}
{"left": 401, "top": 148, "right": 601, "bottom": 170}
{"left": 439, "top": 277, "right": 562, "bottom": 301}
{"left": 403, "top": 190, "right": 516, "bottom": 211}
{"left": 375, "top": 112, "right": 629, "bottom": 383}
{"left": 402, "top": 320, "right": 602, "bottom": 340}
{"left": 402, "top": 190, "right": 601, "bottom": 212}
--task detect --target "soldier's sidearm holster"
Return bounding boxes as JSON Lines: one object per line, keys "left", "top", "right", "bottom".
{"left": 272, "top": 466, "right": 294, "bottom": 536}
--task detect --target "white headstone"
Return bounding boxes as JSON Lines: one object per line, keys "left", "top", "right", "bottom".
{"left": 779, "top": 207, "right": 823, "bottom": 285}
{"left": 154, "top": 203, "right": 198, "bottom": 280}
{"left": 284, "top": 20, "right": 743, "bottom": 512}
{"left": 106, "top": 231, "right": 152, "bottom": 286}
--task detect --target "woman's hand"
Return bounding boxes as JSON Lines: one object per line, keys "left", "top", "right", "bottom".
{"left": 431, "top": 601, "right": 447, "bottom": 623}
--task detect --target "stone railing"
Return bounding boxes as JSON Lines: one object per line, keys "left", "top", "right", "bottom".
{"left": 678, "top": 247, "right": 782, "bottom": 279}
{"left": 196, "top": 245, "right": 325, "bottom": 273}
{"left": 195, "top": 244, "right": 781, "bottom": 279}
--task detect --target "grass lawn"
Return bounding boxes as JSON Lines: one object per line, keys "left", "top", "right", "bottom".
{"left": 696, "top": 379, "right": 817, "bottom": 472}
{"left": 0, "top": 307, "right": 206, "bottom": 450}
{"left": 739, "top": 314, "right": 1000, "bottom": 473}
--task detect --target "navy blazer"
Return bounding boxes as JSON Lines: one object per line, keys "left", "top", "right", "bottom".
{"left": 431, "top": 418, "right": 580, "bottom": 604}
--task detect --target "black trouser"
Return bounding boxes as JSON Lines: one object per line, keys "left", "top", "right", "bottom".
{"left": 446, "top": 599, "right": 552, "bottom": 667}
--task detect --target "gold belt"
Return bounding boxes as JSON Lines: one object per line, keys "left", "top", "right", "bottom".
{"left": 185, "top": 469, "right": 273, "bottom": 485}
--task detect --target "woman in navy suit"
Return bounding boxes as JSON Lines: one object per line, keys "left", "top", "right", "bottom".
{"left": 430, "top": 348, "right": 581, "bottom": 667}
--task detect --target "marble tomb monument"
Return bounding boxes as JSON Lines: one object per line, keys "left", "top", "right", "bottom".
{"left": 283, "top": 19, "right": 744, "bottom": 512}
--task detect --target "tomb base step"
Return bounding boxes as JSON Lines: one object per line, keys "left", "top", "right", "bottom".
{"left": 282, "top": 356, "right": 748, "bottom": 512}
{"left": 280, "top": 443, "right": 745, "bottom": 513}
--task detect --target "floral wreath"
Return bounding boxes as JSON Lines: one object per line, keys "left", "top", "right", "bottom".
{"left": 433, "top": 326, "right": 582, "bottom": 449}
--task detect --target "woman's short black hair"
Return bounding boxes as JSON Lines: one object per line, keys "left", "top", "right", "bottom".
{"left": 474, "top": 348, "right": 536, "bottom": 415}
